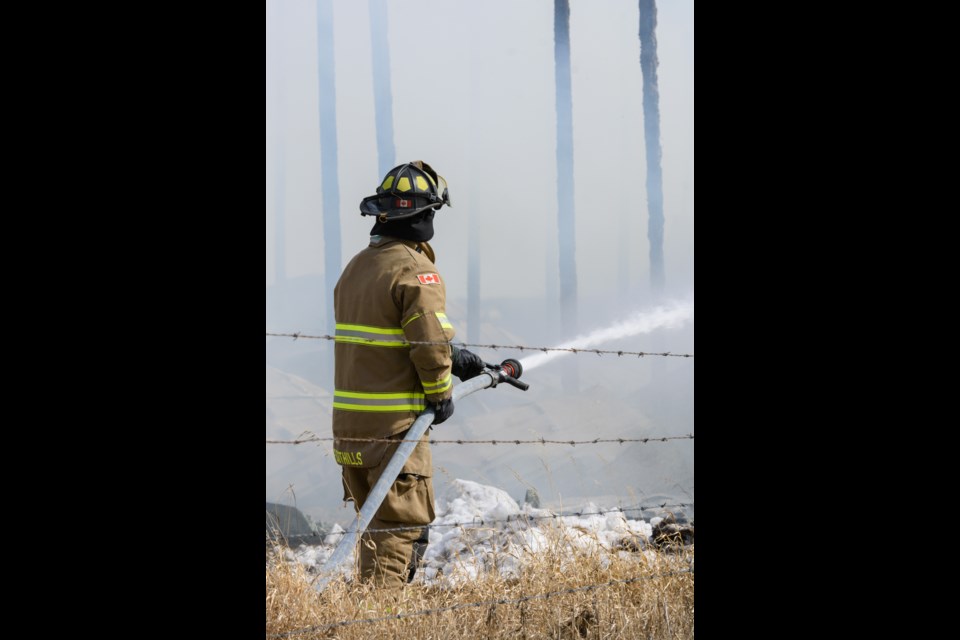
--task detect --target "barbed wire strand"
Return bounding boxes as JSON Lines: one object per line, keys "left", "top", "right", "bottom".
{"left": 351, "top": 502, "right": 694, "bottom": 535}
{"left": 270, "top": 502, "right": 694, "bottom": 540}
{"left": 267, "top": 434, "right": 694, "bottom": 446}
{"left": 266, "top": 332, "right": 693, "bottom": 359}
{"left": 267, "top": 567, "right": 693, "bottom": 638}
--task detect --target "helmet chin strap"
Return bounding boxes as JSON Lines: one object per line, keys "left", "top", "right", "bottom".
{"left": 374, "top": 201, "right": 443, "bottom": 223}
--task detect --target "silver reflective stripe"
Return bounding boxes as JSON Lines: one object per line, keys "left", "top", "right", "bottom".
{"left": 335, "top": 323, "right": 407, "bottom": 347}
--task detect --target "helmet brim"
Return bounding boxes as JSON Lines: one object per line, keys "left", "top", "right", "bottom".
{"left": 359, "top": 194, "right": 442, "bottom": 220}
{"left": 360, "top": 194, "right": 386, "bottom": 216}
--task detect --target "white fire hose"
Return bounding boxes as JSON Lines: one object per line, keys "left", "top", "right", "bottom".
{"left": 313, "top": 359, "right": 527, "bottom": 591}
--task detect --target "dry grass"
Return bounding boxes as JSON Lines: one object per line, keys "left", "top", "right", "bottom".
{"left": 266, "top": 524, "right": 694, "bottom": 639}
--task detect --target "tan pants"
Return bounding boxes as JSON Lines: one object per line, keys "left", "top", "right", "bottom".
{"left": 339, "top": 430, "right": 435, "bottom": 588}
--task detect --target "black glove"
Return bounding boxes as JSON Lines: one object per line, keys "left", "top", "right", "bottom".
{"left": 451, "top": 347, "right": 485, "bottom": 381}
{"left": 431, "top": 398, "right": 454, "bottom": 425}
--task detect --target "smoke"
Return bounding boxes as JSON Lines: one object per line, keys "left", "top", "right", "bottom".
{"left": 519, "top": 295, "right": 693, "bottom": 372}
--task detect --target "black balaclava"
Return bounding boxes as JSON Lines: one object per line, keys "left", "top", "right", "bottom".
{"left": 370, "top": 209, "right": 436, "bottom": 242}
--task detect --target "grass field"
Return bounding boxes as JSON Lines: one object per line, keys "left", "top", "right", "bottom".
{"left": 267, "top": 522, "right": 694, "bottom": 639}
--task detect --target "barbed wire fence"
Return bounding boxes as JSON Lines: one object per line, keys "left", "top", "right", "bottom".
{"left": 265, "top": 342, "right": 695, "bottom": 507}
{"left": 267, "top": 331, "right": 694, "bottom": 637}
{"left": 266, "top": 337, "right": 695, "bottom": 524}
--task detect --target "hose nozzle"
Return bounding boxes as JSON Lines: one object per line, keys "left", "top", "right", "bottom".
{"left": 481, "top": 358, "right": 529, "bottom": 390}
{"left": 491, "top": 358, "right": 528, "bottom": 390}
{"left": 500, "top": 358, "right": 522, "bottom": 380}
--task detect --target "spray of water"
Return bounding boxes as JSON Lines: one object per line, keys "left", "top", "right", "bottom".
{"left": 519, "top": 296, "right": 694, "bottom": 372}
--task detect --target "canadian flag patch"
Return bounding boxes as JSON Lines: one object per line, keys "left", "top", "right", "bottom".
{"left": 417, "top": 273, "right": 441, "bottom": 285}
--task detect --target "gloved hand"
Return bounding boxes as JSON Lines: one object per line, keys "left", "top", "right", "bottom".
{"left": 431, "top": 398, "right": 455, "bottom": 425}
{"left": 451, "top": 346, "right": 485, "bottom": 381}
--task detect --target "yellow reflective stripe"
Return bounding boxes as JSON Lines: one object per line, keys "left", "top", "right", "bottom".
{"left": 402, "top": 312, "right": 453, "bottom": 330}
{"left": 335, "top": 323, "right": 407, "bottom": 347}
{"left": 422, "top": 373, "right": 452, "bottom": 394}
{"left": 335, "top": 390, "right": 425, "bottom": 399}
{"left": 333, "top": 403, "right": 425, "bottom": 412}
{"left": 333, "top": 389, "right": 426, "bottom": 412}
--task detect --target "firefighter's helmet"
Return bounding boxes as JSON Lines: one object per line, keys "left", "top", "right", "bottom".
{"left": 360, "top": 161, "right": 451, "bottom": 222}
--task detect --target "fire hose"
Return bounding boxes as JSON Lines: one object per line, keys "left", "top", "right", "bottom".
{"left": 313, "top": 359, "right": 528, "bottom": 591}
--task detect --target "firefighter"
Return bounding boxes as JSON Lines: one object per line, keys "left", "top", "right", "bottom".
{"left": 333, "top": 161, "right": 486, "bottom": 588}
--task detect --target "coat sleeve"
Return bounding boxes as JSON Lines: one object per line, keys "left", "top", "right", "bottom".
{"left": 396, "top": 266, "right": 456, "bottom": 404}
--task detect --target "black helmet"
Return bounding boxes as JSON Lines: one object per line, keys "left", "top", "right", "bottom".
{"left": 359, "top": 160, "right": 451, "bottom": 222}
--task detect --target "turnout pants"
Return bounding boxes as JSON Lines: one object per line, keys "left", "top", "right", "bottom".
{"left": 338, "top": 430, "right": 436, "bottom": 588}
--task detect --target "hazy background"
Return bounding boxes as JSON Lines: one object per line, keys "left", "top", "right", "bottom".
{"left": 266, "top": 0, "right": 694, "bottom": 526}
